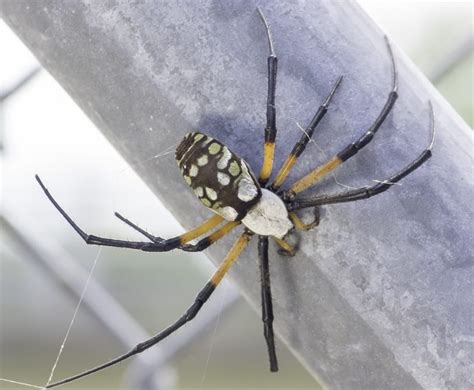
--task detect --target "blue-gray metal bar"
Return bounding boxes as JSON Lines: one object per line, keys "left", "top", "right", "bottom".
{"left": 1, "top": 1, "right": 472, "bottom": 388}
{"left": 0, "top": 66, "right": 41, "bottom": 102}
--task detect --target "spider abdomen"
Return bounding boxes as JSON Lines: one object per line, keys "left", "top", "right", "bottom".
{"left": 176, "top": 132, "right": 262, "bottom": 221}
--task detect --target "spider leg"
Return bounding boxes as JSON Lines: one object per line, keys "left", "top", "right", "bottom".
{"left": 114, "top": 212, "right": 165, "bottom": 242}
{"left": 274, "top": 237, "right": 296, "bottom": 257}
{"left": 45, "top": 230, "right": 253, "bottom": 389}
{"left": 258, "top": 236, "right": 278, "bottom": 372}
{"left": 289, "top": 208, "right": 320, "bottom": 231}
{"left": 35, "top": 174, "right": 224, "bottom": 252}
{"left": 284, "top": 36, "right": 398, "bottom": 199}
{"left": 288, "top": 102, "right": 435, "bottom": 210}
{"left": 115, "top": 212, "right": 240, "bottom": 252}
{"left": 256, "top": 7, "right": 278, "bottom": 186}
{"left": 270, "top": 75, "right": 343, "bottom": 191}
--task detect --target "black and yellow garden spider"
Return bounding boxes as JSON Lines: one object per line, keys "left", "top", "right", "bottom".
{"left": 35, "top": 8, "right": 434, "bottom": 388}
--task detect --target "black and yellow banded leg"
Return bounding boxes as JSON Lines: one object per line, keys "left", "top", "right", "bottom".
{"left": 181, "top": 221, "right": 241, "bottom": 251}
{"left": 289, "top": 140, "right": 433, "bottom": 208}
{"left": 274, "top": 237, "right": 296, "bottom": 257}
{"left": 270, "top": 76, "right": 343, "bottom": 191}
{"left": 116, "top": 212, "right": 240, "bottom": 252}
{"left": 45, "top": 231, "right": 253, "bottom": 389}
{"left": 259, "top": 138, "right": 276, "bottom": 186}
{"left": 257, "top": 7, "right": 278, "bottom": 186}
{"left": 288, "top": 102, "right": 436, "bottom": 210}
{"left": 210, "top": 230, "right": 253, "bottom": 284}
{"left": 115, "top": 211, "right": 232, "bottom": 252}
{"left": 258, "top": 236, "right": 278, "bottom": 372}
{"left": 285, "top": 156, "right": 343, "bottom": 197}
{"left": 177, "top": 214, "right": 224, "bottom": 243}
{"left": 289, "top": 208, "right": 320, "bottom": 232}
{"left": 284, "top": 36, "right": 398, "bottom": 199}
{"left": 35, "top": 174, "right": 224, "bottom": 252}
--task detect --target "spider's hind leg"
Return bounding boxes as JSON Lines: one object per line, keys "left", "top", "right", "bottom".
{"left": 115, "top": 211, "right": 240, "bottom": 252}
{"left": 35, "top": 174, "right": 226, "bottom": 252}
{"left": 45, "top": 231, "right": 253, "bottom": 388}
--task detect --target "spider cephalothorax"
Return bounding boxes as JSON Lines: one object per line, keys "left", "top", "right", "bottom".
{"left": 36, "top": 7, "right": 434, "bottom": 388}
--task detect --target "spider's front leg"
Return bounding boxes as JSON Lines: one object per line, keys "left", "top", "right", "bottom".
{"left": 287, "top": 102, "right": 435, "bottom": 210}
{"left": 283, "top": 36, "right": 398, "bottom": 199}
{"left": 257, "top": 7, "right": 278, "bottom": 186}
{"left": 35, "top": 175, "right": 234, "bottom": 252}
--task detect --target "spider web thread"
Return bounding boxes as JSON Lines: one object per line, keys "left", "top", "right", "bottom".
{"left": 45, "top": 247, "right": 102, "bottom": 387}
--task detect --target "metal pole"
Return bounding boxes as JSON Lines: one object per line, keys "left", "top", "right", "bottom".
{"left": 1, "top": 1, "right": 472, "bottom": 388}
{"left": 0, "top": 66, "right": 41, "bottom": 102}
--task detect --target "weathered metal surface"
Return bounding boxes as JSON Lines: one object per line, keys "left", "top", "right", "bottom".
{"left": 1, "top": 1, "right": 472, "bottom": 388}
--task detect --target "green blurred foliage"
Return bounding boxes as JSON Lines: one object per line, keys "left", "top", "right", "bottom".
{"left": 436, "top": 53, "right": 473, "bottom": 127}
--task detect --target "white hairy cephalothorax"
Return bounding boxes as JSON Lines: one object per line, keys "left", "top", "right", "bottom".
{"left": 241, "top": 189, "right": 293, "bottom": 239}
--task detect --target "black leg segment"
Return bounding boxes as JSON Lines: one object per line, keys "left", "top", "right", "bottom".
{"left": 258, "top": 7, "right": 277, "bottom": 146}
{"left": 45, "top": 281, "right": 217, "bottom": 388}
{"left": 288, "top": 102, "right": 435, "bottom": 210}
{"left": 270, "top": 76, "right": 343, "bottom": 191}
{"left": 36, "top": 175, "right": 215, "bottom": 253}
{"left": 115, "top": 211, "right": 239, "bottom": 252}
{"left": 337, "top": 36, "right": 398, "bottom": 162}
{"left": 257, "top": 7, "right": 279, "bottom": 185}
{"left": 45, "top": 231, "right": 253, "bottom": 388}
{"left": 258, "top": 235, "right": 279, "bottom": 372}
{"left": 284, "top": 36, "right": 400, "bottom": 198}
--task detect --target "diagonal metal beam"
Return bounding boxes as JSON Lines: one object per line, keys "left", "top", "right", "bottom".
{"left": 1, "top": 1, "right": 473, "bottom": 388}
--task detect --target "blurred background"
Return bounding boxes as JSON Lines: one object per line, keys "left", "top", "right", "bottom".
{"left": 0, "top": 1, "right": 472, "bottom": 389}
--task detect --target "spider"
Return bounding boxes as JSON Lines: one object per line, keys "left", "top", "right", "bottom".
{"left": 35, "top": 8, "right": 434, "bottom": 388}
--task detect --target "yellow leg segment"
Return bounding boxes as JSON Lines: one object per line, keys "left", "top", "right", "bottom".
{"left": 205, "top": 221, "right": 240, "bottom": 246}
{"left": 289, "top": 212, "right": 319, "bottom": 231}
{"left": 211, "top": 231, "right": 253, "bottom": 285}
{"left": 259, "top": 142, "right": 276, "bottom": 184}
{"left": 288, "top": 156, "right": 342, "bottom": 196}
{"left": 271, "top": 153, "right": 297, "bottom": 190}
{"left": 274, "top": 237, "right": 296, "bottom": 256}
{"left": 179, "top": 214, "right": 224, "bottom": 244}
